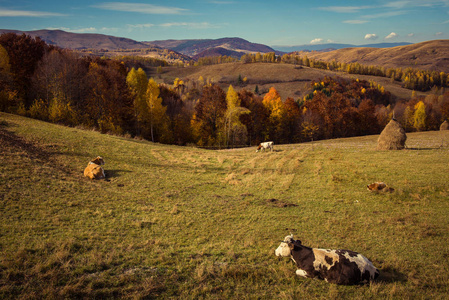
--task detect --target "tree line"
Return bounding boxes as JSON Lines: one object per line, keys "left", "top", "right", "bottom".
{"left": 193, "top": 51, "right": 448, "bottom": 92}
{"left": 1, "top": 33, "right": 449, "bottom": 148}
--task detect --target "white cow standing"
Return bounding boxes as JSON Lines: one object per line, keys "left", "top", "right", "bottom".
{"left": 256, "top": 141, "right": 274, "bottom": 152}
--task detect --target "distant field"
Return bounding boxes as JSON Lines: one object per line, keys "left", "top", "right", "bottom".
{"left": 154, "top": 62, "right": 430, "bottom": 101}
{"left": 1, "top": 112, "right": 449, "bottom": 299}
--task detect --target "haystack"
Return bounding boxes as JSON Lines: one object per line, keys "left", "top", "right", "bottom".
{"left": 440, "top": 120, "right": 449, "bottom": 131}
{"left": 377, "top": 118, "right": 407, "bottom": 150}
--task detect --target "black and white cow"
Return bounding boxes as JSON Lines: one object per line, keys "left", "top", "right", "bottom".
{"left": 275, "top": 234, "right": 379, "bottom": 285}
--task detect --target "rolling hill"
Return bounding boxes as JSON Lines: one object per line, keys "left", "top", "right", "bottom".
{"left": 1, "top": 29, "right": 447, "bottom": 72}
{"left": 0, "top": 29, "right": 149, "bottom": 50}
{"left": 146, "top": 37, "right": 277, "bottom": 57}
{"left": 155, "top": 62, "right": 430, "bottom": 101}
{"left": 295, "top": 40, "right": 449, "bottom": 73}
{"left": 273, "top": 42, "right": 412, "bottom": 53}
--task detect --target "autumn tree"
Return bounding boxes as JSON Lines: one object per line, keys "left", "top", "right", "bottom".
{"left": 0, "top": 33, "right": 48, "bottom": 107}
{"left": 283, "top": 97, "right": 302, "bottom": 143}
{"left": 85, "top": 59, "right": 133, "bottom": 134}
{"left": 192, "top": 84, "right": 227, "bottom": 147}
{"left": 413, "top": 101, "right": 427, "bottom": 131}
{"left": 0, "top": 44, "right": 15, "bottom": 112}
{"left": 145, "top": 78, "right": 169, "bottom": 142}
{"left": 239, "top": 90, "right": 269, "bottom": 145}
{"left": 262, "top": 87, "right": 287, "bottom": 141}
{"left": 225, "top": 85, "right": 250, "bottom": 147}
{"left": 159, "top": 85, "right": 193, "bottom": 145}
{"left": 126, "top": 67, "right": 148, "bottom": 135}
{"left": 357, "top": 99, "right": 379, "bottom": 135}
{"left": 32, "top": 49, "right": 86, "bottom": 125}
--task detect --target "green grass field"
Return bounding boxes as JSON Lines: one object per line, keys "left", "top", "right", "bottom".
{"left": 1, "top": 112, "right": 449, "bottom": 299}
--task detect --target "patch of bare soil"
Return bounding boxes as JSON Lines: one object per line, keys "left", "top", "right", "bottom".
{"left": 265, "top": 198, "right": 298, "bottom": 208}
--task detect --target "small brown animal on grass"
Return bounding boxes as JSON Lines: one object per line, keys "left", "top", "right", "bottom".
{"left": 84, "top": 156, "right": 106, "bottom": 179}
{"left": 367, "top": 182, "right": 394, "bottom": 193}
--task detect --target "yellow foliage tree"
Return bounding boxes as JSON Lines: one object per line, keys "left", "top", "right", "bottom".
{"left": 126, "top": 67, "right": 148, "bottom": 135}
{"left": 413, "top": 101, "right": 426, "bottom": 131}
{"left": 146, "top": 78, "right": 168, "bottom": 142}
{"left": 225, "top": 85, "right": 250, "bottom": 146}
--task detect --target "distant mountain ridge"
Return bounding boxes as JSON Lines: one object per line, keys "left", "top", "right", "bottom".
{"left": 146, "top": 37, "right": 277, "bottom": 57}
{"left": 1, "top": 29, "right": 448, "bottom": 72}
{"left": 0, "top": 29, "right": 149, "bottom": 50}
{"left": 0, "top": 29, "right": 277, "bottom": 59}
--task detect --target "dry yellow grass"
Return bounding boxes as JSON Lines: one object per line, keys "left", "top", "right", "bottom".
{"left": 302, "top": 40, "right": 449, "bottom": 73}
{"left": 1, "top": 113, "right": 449, "bottom": 299}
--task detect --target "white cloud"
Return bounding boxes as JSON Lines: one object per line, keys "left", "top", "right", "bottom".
{"left": 365, "top": 33, "right": 378, "bottom": 40}
{"left": 93, "top": 2, "right": 189, "bottom": 15}
{"left": 384, "top": 0, "right": 449, "bottom": 9}
{"left": 159, "top": 22, "right": 221, "bottom": 29}
{"left": 318, "top": 6, "right": 372, "bottom": 13}
{"left": 310, "top": 38, "right": 324, "bottom": 44}
{"left": 127, "top": 24, "right": 155, "bottom": 29}
{"left": 408, "top": 33, "right": 415, "bottom": 37}
{"left": 385, "top": 32, "right": 398, "bottom": 39}
{"left": 0, "top": 8, "right": 66, "bottom": 17}
{"left": 207, "top": 1, "right": 235, "bottom": 4}
{"left": 435, "top": 32, "right": 443, "bottom": 36}
{"left": 383, "top": 1, "right": 410, "bottom": 9}
{"left": 363, "top": 11, "right": 406, "bottom": 19}
{"left": 71, "top": 27, "right": 98, "bottom": 33}
{"left": 343, "top": 20, "right": 369, "bottom": 24}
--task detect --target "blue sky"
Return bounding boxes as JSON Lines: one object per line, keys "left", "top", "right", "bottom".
{"left": 0, "top": 0, "right": 448, "bottom": 46}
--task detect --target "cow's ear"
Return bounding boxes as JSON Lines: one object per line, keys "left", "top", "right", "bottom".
{"left": 289, "top": 242, "right": 301, "bottom": 251}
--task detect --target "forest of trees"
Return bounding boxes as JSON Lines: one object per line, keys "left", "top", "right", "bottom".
{"left": 1, "top": 33, "right": 449, "bottom": 148}
{"left": 212, "top": 52, "right": 448, "bottom": 93}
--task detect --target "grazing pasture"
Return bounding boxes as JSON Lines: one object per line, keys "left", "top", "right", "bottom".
{"left": 1, "top": 112, "right": 449, "bottom": 299}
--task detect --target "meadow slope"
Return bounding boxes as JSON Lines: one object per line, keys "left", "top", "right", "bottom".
{"left": 301, "top": 40, "right": 449, "bottom": 73}
{"left": 1, "top": 112, "right": 449, "bottom": 299}
{"left": 155, "top": 62, "right": 430, "bottom": 101}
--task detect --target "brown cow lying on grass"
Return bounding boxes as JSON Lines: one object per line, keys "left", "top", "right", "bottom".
{"left": 84, "top": 156, "right": 106, "bottom": 179}
{"left": 367, "top": 182, "right": 394, "bottom": 193}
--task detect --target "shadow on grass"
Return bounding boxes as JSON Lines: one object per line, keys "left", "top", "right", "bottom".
{"left": 378, "top": 266, "right": 407, "bottom": 283}
{"left": 105, "top": 169, "right": 131, "bottom": 179}
{"left": 406, "top": 147, "right": 439, "bottom": 151}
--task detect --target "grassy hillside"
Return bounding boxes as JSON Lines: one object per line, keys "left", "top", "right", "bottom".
{"left": 155, "top": 62, "right": 430, "bottom": 100}
{"left": 301, "top": 40, "right": 449, "bottom": 73}
{"left": 1, "top": 112, "right": 449, "bottom": 299}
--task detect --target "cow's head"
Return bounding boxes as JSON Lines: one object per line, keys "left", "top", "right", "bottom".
{"left": 256, "top": 144, "right": 262, "bottom": 152}
{"left": 275, "top": 234, "right": 301, "bottom": 257}
{"left": 91, "top": 156, "right": 105, "bottom": 165}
